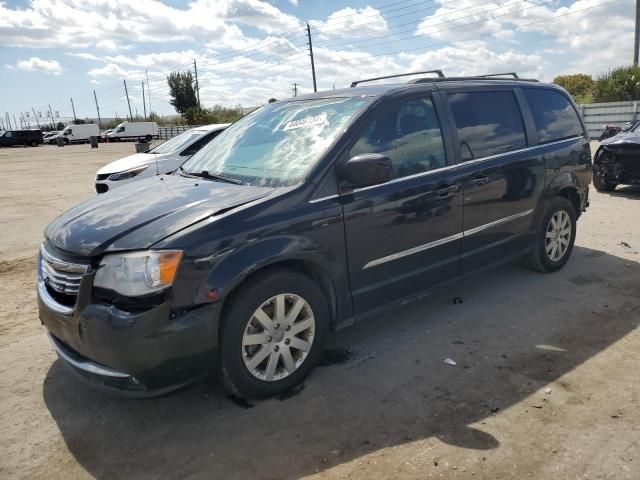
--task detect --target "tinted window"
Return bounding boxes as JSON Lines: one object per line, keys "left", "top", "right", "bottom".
{"left": 349, "top": 96, "right": 446, "bottom": 178}
{"left": 181, "top": 129, "right": 223, "bottom": 156}
{"left": 448, "top": 91, "right": 527, "bottom": 161}
{"left": 524, "top": 88, "right": 583, "bottom": 143}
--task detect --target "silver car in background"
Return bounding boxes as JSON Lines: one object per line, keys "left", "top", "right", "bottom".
{"left": 95, "top": 123, "right": 229, "bottom": 193}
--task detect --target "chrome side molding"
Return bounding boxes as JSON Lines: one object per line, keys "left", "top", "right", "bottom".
{"left": 363, "top": 209, "right": 534, "bottom": 269}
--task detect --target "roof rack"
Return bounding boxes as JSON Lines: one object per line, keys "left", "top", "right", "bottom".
{"left": 350, "top": 70, "right": 445, "bottom": 88}
{"left": 410, "top": 73, "right": 538, "bottom": 84}
{"left": 480, "top": 72, "right": 520, "bottom": 78}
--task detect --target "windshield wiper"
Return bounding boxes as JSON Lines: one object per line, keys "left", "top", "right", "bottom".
{"left": 182, "top": 168, "right": 245, "bottom": 185}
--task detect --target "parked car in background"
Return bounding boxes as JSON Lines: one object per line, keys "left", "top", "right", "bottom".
{"left": 99, "top": 129, "right": 113, "bottom": 142}
{"left": 593, "top": 121, "right": 640, "bottom": 191}
{"left": 43, "top": 131, "right": 60, "bottom": 143}
{"left": 38, "top": 72, "right": 591, "bottom": 398}
{"left": 106, "top": 122, "right": 158, "bottom": 142}
{"left": 598, "top": 124, "right": 621, "bottom": 141}
{"left": 0, "top": 129, "right": 43, "bottom": 147}
{"left": 54, "top": 124, "right": 99, "bottom": 144}
{"left": 95, "top": 124, "right": 229, "bottom": 193}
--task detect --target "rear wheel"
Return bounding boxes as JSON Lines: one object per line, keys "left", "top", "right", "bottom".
{"left": 145, "top": 134, "right": 152, "bottom": 142}
{"left": 220, "top": 269, "right": 329, "bottom": 398}
{"left": 523, "top": 197, "right": 577, "bottom": 273}
{"left": 63, "top": 138, "right": 69, "bottom": 145}
{"left": 30, "top": 140, "right": 38, "bottom": 147}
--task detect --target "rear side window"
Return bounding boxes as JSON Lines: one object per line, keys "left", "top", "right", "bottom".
{"left": 523, "top": 89, "right": 584, "bottom": 143}
{"left": 448, "top": 91, "right": 527, "bottom": 161}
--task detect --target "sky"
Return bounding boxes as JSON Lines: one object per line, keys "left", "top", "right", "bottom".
{"left": 0, "top": 0, "right": 635, "bottom": 126}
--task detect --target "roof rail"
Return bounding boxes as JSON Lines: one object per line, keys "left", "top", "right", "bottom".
{"left": 410, "top": 75, "right": 538, "bottom": 84}
{"left": 480, "top": 72, "right": 519, "bottom": 78}
{"left": 350, "top": 70, "right": 445, "bottom": 88}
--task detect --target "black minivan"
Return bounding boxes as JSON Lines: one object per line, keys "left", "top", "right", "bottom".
{"left": 38, "top": 72, "right": 591, "bottom": 398}
{"left": 1, "top": 129, "right": 43, "bottom": 147}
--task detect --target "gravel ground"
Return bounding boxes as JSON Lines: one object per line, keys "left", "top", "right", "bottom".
{"left": 0, "top": 142, "right": 638, "bottom": 479}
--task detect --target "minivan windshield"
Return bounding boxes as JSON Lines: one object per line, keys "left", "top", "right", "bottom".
{"left": 181, "top": 97, "right": 371, "bottom": 187}
{"left": 150, "top": 130, "right": 205, "bottom": 155}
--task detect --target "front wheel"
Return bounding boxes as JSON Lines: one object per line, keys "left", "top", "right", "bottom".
{"left": 220, "top": 269, "right": 329, "bottom": 398}
{"left": 523, "top": 197, "right": 577, "bottom": 273}
{"left": 593, "top": 172, "right": 617, "bottom": 192}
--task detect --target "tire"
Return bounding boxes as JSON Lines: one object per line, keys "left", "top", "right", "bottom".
{"left": 593, "top": 172, "right": 617, "bottom": 192}
{"left": 523, "top": 196, "right": 577, "bottom": 273}
{"left": 30, "top": 140, "right": 38, "bottom": 147}
{"left": 220, "top": 268, "right": 329, "bottom": 398}
{"left": 145, "top": 134, "right": 152, "bottom": 142}
{"left": 64, "top": 138, "right": 69, "bottom": 145}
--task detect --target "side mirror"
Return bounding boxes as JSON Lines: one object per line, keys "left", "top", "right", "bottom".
{"left": 341, "top": 153, "right": 393, "bottom": 189}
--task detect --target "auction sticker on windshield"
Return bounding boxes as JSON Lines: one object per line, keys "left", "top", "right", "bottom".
{"left": 283, "top": 113, "right": 327, "bottom": 131}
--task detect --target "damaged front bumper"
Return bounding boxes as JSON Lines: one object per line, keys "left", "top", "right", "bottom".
{"left": 595, "top": 144, "right": 640, "bottom": 185}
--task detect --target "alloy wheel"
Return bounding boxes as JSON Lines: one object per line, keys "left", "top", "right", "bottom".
{"left": 242, "top": 293, "right": 315, "bottom": 382}
{"left": 545, "top": 210, "right": 571, "bottom": 261}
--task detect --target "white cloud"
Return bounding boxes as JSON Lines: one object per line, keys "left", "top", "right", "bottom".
{"left": 13, "top": 57, "right": 63, "bottom": 75}
{"left": 0, "top": 0, "right": 300, "bottom": 50}
{"left": 399, "top": 40, "right": 547, "bottom": 80}
{"left": 288, "top": 0, "right": 299, "bottom": 5}
{"left": 87, "top": 63, "right": 144, "bottom": 80}
{"left": 311, "top": 6, "right": 388, "bottom": 39}
{"left": 66, "top": 52, "right": 104, "bottom": 61}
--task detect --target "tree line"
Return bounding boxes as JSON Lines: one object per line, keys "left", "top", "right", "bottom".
{"left": 553, "top": 65, "right": 640, "bottom": 104}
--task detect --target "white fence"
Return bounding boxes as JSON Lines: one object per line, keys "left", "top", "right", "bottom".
{"left": 158, "top": 125, "right": 204, "bottom": 140}
{"left": 578, "top": 101, "right": 639, "bottom": 138}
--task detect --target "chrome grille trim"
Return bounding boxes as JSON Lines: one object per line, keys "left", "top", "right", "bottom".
{"left": 38, "top": 244, "right": 89, "bottom": 314}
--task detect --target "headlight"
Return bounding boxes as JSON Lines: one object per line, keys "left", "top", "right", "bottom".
{"left": 108, "top": 165, "right": 149, "bottom": 181}
{"left": 94, "top": 250, "right": 183, "bottom": 297}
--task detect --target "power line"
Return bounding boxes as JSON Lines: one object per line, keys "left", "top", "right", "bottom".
{"left": 314, "top": 0, "right": 554, "bottom": 52}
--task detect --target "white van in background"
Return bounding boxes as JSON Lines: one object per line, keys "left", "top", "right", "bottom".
{"left": 95, "top": 123, "right": 229, "bottom": 193}
{"left": 106, "top": 122, "right": 159, "bottom": 141}
{"left": 56, "top": 124, "right": 99, "bottom": 144}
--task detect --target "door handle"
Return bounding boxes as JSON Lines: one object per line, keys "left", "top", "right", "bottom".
{"left": 436, "top": 184, "right": 460, "bottom": 197}
{"left": 470, "top": 175, "right": 490, "bottom": 187}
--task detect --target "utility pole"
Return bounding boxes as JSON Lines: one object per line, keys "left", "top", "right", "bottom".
{"left": 193, "top": 59, "right": 201, "bottom": 108}
{"left": 13, "top": 114, "right": 18, "bottom": 130}
{"left": 123, "top": 79, "right": 133, "bottom": 121}
{"left": 146, "top": 69, "right": 152, "bottom": 119}
{"left": 93, "top": 90, "right": 102, "bottom": 129}
{"left": 635, "top": 0, "right": 640, "bottom": 65}
{"left": 32, "top": 108, "right": 40, "bottom": 129}
{"left": 306, "top": 23, "right": 317, "bottom": 93}
{"left": 48, "top": 104, "right": 55, "bottom": 129}
{"left": 141, "top": 82, "right": 147, "bottom": 121}
{"left": 70, "top": 98, "right": 77, "bottom": 123}
{"left": 292, "top": 82, "right": 299, "bottom": 97}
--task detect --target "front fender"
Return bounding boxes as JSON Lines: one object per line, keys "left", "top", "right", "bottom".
{"left": 194, "top": 235, "right": 349, "bottom": 320}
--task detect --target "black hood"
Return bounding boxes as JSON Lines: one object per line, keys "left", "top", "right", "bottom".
{"left": 600, "top": 132, "right": 640, "bottom": 146}
{"left": 45, "top": 174, "right": 273, "bottom": 257}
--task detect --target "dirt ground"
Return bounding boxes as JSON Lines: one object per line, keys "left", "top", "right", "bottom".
{"left": 0, "top": 143, "right": 638, "bottom": 480}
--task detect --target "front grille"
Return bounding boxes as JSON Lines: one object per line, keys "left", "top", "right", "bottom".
{"left": 40, "top": 245, "right": 89, "bottom": 307}
{"left": 96, "top": 183, "right": 108, "bottom": 193}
